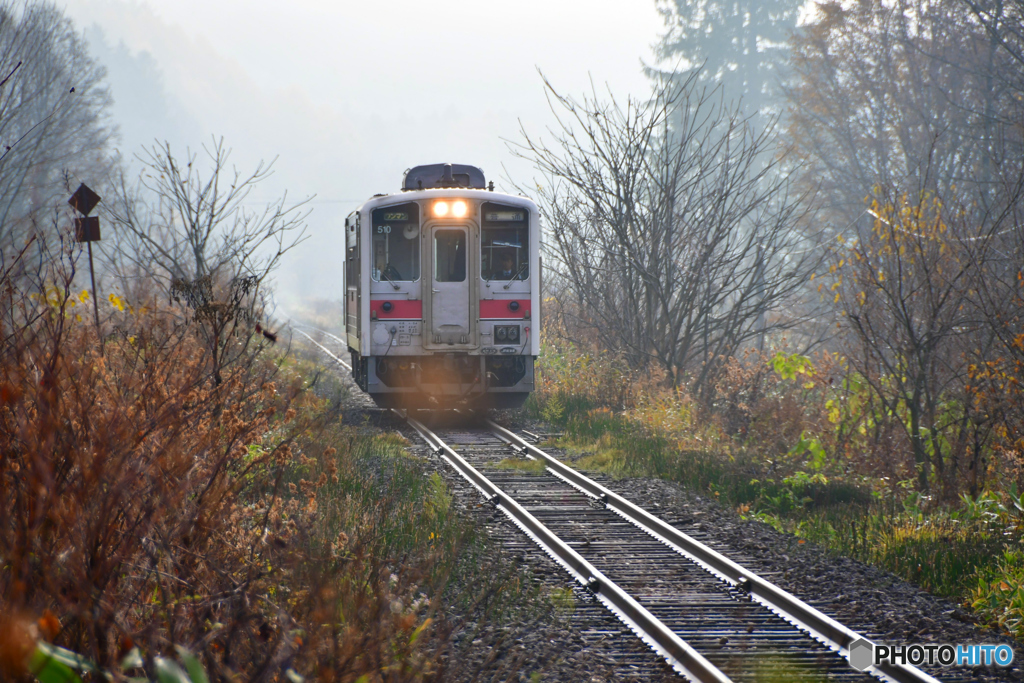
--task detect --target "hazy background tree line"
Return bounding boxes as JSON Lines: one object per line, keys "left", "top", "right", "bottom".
{"left": 530, "top": 0, "right": 1024, "bottom": 500}
{"left": 0, "top": 0, "right": 307, "bottom": 386}
{"left": 1, "top": 0, "right": 1022, "bottom": 500}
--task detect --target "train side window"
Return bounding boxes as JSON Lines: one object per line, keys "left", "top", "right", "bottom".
{"left": 434, "top": 230, "right": 466, "bottom": 282}
{"left": 371, "top": 203, "right": 420, "bottom": 282}
{"left": 480, "top": 202, "right": 528, "bottom": 281}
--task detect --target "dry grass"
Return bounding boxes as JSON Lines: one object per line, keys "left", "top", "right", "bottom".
{"left": 0, "top": 237, "right": 534, "bottom": 681}
{"left": 1, "top": 237, "right": 317, "bottom": 677}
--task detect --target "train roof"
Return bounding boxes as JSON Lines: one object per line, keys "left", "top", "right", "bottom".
{"left": 402, "top": 163, "right": 485, "bottom": 190}
{"left": 354, "top": 187, "right": 535, "bottom": 212}
{"left": 346, "top": 164, "right": 536, "bottom": 219}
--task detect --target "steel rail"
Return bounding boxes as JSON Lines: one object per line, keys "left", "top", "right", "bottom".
{"left": 280, "top": 312, "right": 349, "bottom": 349}
{"left": 301, "top": 325, "right": 347, "bottom": 348}
{"left": 485, "top": 419, "right": 941, "bottom": 683}
{"left": 291, "top": 327, "right": 352, "bottom": 371}
{"left": 398, "top": 411, "right": 733, "bottom": 683}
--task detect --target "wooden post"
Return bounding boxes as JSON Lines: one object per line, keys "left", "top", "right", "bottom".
{"left": 87, "top": 240, "right": 101, "bottom": 354}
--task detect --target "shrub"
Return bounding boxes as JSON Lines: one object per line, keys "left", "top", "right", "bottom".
{"left": 1, "top": 237, "right": 535, "bottom": 681}
{"left": 1, "top": 237, "right": 312, "bottom": 674}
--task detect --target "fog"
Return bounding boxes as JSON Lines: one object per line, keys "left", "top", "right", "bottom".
{"left": 57, "top": 0, "right": 663, "bottom": 308}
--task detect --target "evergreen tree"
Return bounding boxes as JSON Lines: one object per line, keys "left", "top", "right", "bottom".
{"left": 654, "top": 0, "right": 804, "bottom": 112}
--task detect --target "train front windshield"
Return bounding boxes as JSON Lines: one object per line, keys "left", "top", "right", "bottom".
{"left": 481, "top": 202, "right": 528, "bottom": 281}
{"left": 371, "top": 204, "right": 420, "bottom": 282}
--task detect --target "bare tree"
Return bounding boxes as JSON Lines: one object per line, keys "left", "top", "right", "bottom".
{"left": 960, "top": 167, "right": 1024, "bottom": 492}
{"left": 961, "top": 0, "right": 1024, "bottom": 92}
{"left": 784, "top": 0, "right": 1021, "bottom": 232}
{"left": 832, "top": 181, "right": 992, "bottom": 495}
{"left": 0, "top": 1, "right": 115, "bottom": 247}
{"left": 104, "top": 139, "right": 308, "bottom": 286}
{"left": 513, "top": 71, "right": 818, "bottom": 401}
{"left": 102, "top": 138, "right": 310, "bottom": 382}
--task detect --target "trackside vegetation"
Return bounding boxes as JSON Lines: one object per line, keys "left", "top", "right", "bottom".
{"left": 523, "top": 334, "right": 1024, "bottom": 641}
{"left": 517, "top": 0, "right": 1024, "bottom": 646}
{"left": 0, "top": 239, "right": 545, "bottom": 682}
{"left": 3, "top": 0, "right": 1024, "bottom": 676}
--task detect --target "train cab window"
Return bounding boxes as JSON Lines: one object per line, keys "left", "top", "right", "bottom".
{"left": 481, "top": 202, "right": 528, "bottom": 281}
{"left": 371, "top": 204, "right": 420, "bottom": 282}
{"left": 434, "top": 230, "right": 466, "bottom": 282}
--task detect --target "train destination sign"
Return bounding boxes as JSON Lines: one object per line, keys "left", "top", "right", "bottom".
{"left": 485, "top": 210, "right": 524, "bottom": 222}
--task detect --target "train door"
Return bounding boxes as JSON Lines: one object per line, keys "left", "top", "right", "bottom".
{"left": 428, "top": 226, "right": 471, "bottom": 345}
{"left": 345, "top": 212, "right": 360, "bottom": 351}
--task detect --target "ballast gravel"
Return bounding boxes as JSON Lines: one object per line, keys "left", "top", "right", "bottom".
{"left": 383, "top": 410, "right": 682, "bottom": 682}
{"left": 300, "top": 337, "right": 1023, "bottom": 682}
{"left": 497, "top": 416, "right": 1024, "bottom": 683}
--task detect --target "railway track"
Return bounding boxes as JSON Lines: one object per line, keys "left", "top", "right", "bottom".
{"left": 288, "top": 318, "right": 958, "bottom": 683}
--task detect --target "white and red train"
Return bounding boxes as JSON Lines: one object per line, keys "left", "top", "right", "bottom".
{"left": 345, "top": 163, "right": 540, "bottom": 409}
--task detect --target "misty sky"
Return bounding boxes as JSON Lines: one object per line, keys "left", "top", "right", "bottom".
{"left": 57, "top": 0, "right": 664, "bottom": 305}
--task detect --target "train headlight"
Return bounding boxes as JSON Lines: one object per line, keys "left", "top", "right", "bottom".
{"left": 452, "top": 200, "right": 468, "bottom": 217}
{"left": 496, "top": 327, "right": 507, "bottom": 341}
{"left": 433, "top": 200, "right": 449, "bottom": 217}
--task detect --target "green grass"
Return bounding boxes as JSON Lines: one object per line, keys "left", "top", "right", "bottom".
{"left": 769, "top": 506, "right": 1009, "bottom": 598}
{"left": 548, "top": 399, "right": 781, "bottom": 507}
{"left": 972, "top": 550, "right": 1024, "bottom": 640}
{"left": 288, "top": 424, "right": 476, "bottom": 588}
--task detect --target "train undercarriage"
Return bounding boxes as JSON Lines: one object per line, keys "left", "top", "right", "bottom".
{"left": 351, "top": 352, "right": 534, "bottom": 409}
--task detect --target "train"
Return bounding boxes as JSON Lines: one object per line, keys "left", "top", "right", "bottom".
{"left": 345, "top": 163, "right": 540, "bottom": 409}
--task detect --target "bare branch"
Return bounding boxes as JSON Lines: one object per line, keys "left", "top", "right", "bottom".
{"left": 512, "top": 71, "right": 820, "bottom": 398}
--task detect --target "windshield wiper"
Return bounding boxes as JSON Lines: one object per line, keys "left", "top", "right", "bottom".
{"left": 380, "top": 265, "right": 400, "bottom": 290}
{"left": 502, "top": 263, "right": 528, "bottom": 289}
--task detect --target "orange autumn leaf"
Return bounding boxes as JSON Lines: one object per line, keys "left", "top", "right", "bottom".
{"left": 37, "top": 610, "right": 60, "bottom": 640}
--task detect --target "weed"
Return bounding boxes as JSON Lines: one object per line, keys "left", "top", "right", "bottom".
{"left": 547, "top": 587, "right": 576, "bottom": 617}
{"left": 972, "top": 551, "right": 1024, "bottom": 640}
{"left": 495, "top": 458, "right": 547, "bottom": 474}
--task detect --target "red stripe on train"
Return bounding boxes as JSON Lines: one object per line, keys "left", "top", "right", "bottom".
{"left": 480, "top": 299, "right": 530, "bottom": 319}
{"left": 370, "top": 300, "right": 422, "bottom": 318}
